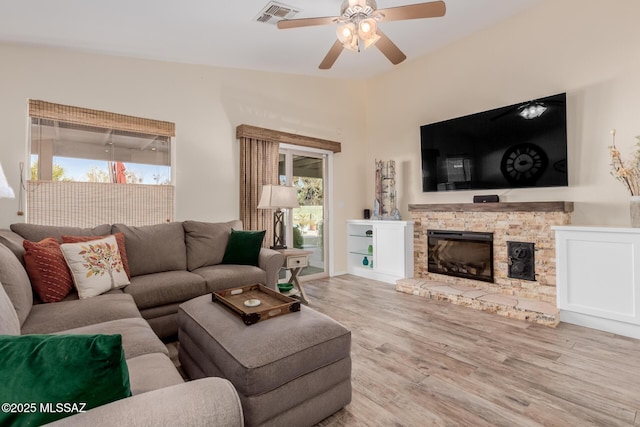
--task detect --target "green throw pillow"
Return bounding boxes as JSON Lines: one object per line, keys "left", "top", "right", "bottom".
{"left": 221, "top": 229, "right": 266, "bottom": 266}
{"left": 0, "top": 334, "right": 131, "bottom": 426}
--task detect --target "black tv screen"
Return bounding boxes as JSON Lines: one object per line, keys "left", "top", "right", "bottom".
{"left": 420, "top": 92, "right": 568, "bottom": 192}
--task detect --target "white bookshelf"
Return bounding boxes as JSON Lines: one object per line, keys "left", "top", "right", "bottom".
{"left": 346, "top": 220, "right": 414, "bottom": 284}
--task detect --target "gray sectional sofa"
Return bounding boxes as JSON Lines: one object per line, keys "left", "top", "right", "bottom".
{"left": 0, "top": 219, "right": 285, "bottom": 426}
{"left": 0, "top": 278, "right": 243, "bottom": 426}
{"left": 3, "top": 219, "right": 284, "bottom": 338}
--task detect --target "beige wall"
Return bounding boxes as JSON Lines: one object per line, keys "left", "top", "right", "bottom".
{"left": 0, "top": 43, "right": 368, "bottom": 274}
{"left": 364, "top": 0, "right": 640, "bottom": 226}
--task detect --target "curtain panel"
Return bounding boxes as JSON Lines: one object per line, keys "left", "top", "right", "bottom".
{"left": 239, "top": 137, "right": 279, "bottom": 248}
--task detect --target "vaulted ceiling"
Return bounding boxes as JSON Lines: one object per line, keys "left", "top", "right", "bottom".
{"left": 0, "top": 0, "right": 540, "bottom": 79}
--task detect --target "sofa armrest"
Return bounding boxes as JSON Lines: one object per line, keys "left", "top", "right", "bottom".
{"left": 45, "top": 378, "right": 243, "bottom": 427}
{"left": 258, "top": 248, "right": 284, "bottom": 289}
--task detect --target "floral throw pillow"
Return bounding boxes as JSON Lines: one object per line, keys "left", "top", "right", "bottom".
{"left": 61, "top": 233, "right": 131, "bottom": 279}
{"left": 60, "top": 235, "right": 130, "bottom": 299}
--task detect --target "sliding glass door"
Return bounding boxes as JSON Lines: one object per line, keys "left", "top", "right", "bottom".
{"left": 279, "top": 148, "right": 329, "bottom": 278}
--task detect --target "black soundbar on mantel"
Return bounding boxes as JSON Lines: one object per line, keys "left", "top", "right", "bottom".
{"left": 473, "top": 195, "right": 500, "bottom": 203}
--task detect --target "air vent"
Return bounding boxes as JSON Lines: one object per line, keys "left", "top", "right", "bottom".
{"left": 255, "top": 1, "right": 300, "bottom": 25}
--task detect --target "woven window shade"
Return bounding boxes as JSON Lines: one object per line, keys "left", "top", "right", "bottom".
{"left": 28, "top": 100, "right": 175, "bottom": 137}
{"left": 26, "top": 181, "right": 174, "bottom": 227}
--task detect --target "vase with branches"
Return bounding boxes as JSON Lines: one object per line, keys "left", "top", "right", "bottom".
{"left": 609, "top": 129, "right": 640, "bottom": 195}
{"left": 610, "top": 129, "right": 640, "bottom": 227}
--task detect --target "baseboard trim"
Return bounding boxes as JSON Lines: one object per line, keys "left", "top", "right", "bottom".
{"left": 560, "top": 310, "right": 640, "bottom": 339}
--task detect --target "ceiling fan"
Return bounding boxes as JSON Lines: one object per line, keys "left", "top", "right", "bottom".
{"left": 277, "top": 0, "right": 446, "bottom": 70}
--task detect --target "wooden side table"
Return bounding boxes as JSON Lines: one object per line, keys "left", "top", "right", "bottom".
{"left": 277, "top": 248, "right": 312, "bottom": 304}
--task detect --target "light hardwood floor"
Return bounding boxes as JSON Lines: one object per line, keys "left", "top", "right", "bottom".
{"left": 306, "top": 275, "right": 640, "bottom": 427}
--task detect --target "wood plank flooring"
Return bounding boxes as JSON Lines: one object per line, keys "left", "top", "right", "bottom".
{"left": 306, "top": 275, "right": 640, "bottom": 426}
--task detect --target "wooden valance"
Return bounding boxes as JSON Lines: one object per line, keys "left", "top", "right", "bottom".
{"left": 29, "top": 100, "right": 175, "bottom": 137}
{"left": 236, "top": 124, "right": 341, "bottom": 153}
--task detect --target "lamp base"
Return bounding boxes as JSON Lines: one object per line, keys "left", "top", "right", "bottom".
{"left": 272, "top": 209, "right": 287, "bottom": 249}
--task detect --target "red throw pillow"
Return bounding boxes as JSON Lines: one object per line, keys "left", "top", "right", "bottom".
{"left": 61, "top": 233, "right": 131, "bottom": 279}
{"left": 23, "top": 238, "right": 74, "bottom": 303}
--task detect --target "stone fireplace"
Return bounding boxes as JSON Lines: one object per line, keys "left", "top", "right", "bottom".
{"left": 396, "top": 201, "right": 573, "bottom": 326}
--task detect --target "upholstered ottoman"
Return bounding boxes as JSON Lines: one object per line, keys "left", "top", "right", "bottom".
{"left": 178, "top": 294, "right": 352, "bottom": 427}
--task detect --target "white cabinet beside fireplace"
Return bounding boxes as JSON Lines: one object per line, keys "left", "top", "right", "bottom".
{"left": 346, "top": 220, "right": 414, "bottom": 284}
{"left": 554, "top": 225, "right": 640, "bottom": 339}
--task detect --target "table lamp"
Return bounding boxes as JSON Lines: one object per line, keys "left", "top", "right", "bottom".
{"left": 257, "top": 184, "right": 299, "bottom": 249}
{"left": 0, "top": 162, "right": 15, "bottom": 199}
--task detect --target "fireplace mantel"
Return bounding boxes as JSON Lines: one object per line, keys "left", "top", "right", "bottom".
{"left": 408, "top": 201, "right": 573, "bottom": 213}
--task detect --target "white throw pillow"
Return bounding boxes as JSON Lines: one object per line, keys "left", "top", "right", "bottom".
{"left": 60, "top": 235, "right": 130, "bottom": 299}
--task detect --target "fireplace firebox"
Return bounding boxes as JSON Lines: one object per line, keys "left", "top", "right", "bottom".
{"left": 427, "top": 230, "right": 494, "bottom": 283}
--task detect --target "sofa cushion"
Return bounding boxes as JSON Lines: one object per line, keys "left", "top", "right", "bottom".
{"left": 23, "top": 237, "right": 74, "bottom": 302}
{"left": 0, "top": 334, "right": 131, "bottom": 427}
{"left": 10, "top": 223, "right": 111, "bottom": 242}
{"left": 55, "top": 317, "right": 169, "bottom": 360}
{"left": 62, "top": 232, "right": 131, "bottom": 278}
{"left": 183, "top": 220, "right": 243, "bottom": 271}
{"left": 222, "top": 229, "right": 266, "bottom": 266}
{"left": 0, "top": 229, "right": 25, "bottom": 263}
{"left": 193, "top": 264, "right": 267, "bottom": 293}
{"left": 124, "top": 270, "right": 207, "bottom": 310}
{"left": 112, "top": 222, "right": 187, "bottom": 276}
{"left": 0, "top": 243, "right": 32, "bottom": 326}
{"left": 126, "top": 353, "right": 184, "bottom": 395}
{"left": 0, "top": 282, "right": 20, "bottom": 335}
{"left": 61, "top": 235, "right": 130, "bottom": 299}
{"left": 21, "top": 293, "right": 141, "bottom": 335}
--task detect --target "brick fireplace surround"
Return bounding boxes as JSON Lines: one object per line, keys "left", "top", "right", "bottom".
{"left": 396, "top": 201, "right": 573, "bottom": 326}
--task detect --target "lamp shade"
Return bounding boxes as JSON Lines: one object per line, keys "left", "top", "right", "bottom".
{"left": 257, "top": 185, "right": 299, "bottom": 209}
{"left": 0, "top": 162, "right": 15, "bottom": 199}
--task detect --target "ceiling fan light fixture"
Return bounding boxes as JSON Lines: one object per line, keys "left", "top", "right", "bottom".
{"left": 344, "top": 37, "right": 359, "bottom": 52}
{"left": 337, "top": 23, "right": 359, "bottom": 51}
{"left": 358, "top": 18, "right": 377, "bottom": 39}
{"left": 519, "top": 102, "right": 547, "bottom": 119}
{"left": 359, "top": 18, "right": 380, "bottom": 49}
{"left": 362, "top": 33, "right": 380, "bottom": 49}
{"left": 337, "top": 22, "right": 356, "bottom": 43}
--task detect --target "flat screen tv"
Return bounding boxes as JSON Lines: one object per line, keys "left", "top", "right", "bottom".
{"left": 420, "top": 92, "right": 568, "bottom": 192}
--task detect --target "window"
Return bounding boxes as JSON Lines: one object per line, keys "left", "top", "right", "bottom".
{"left": 31, "top": 120, "right": 171, "bottom": 184}
{"left": 29, "top": 102, "right": 172, "bottom": 185}
{"left": 26, "top": 100, "right": 175, "bottom": 227}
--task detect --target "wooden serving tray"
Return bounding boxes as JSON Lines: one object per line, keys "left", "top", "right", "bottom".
{"left": 212, "top": 284, "right": 300, "bottom": 325}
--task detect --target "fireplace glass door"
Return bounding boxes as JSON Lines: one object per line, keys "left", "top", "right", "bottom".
{"left": 428, "top": 230, "right": 494, "bottom": 283}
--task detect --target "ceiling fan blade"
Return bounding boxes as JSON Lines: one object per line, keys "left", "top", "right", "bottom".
{"left": 277, "top": 16, "right": 337, "bottom": 29}
{"left": 377, "top": 1, "right": 446, "bottom": 22}
{"left": 375, "top": 30, "right": 407, "bottom": 65}
{"left": 319, "top": 40, "right": 344, "bottom": 70}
